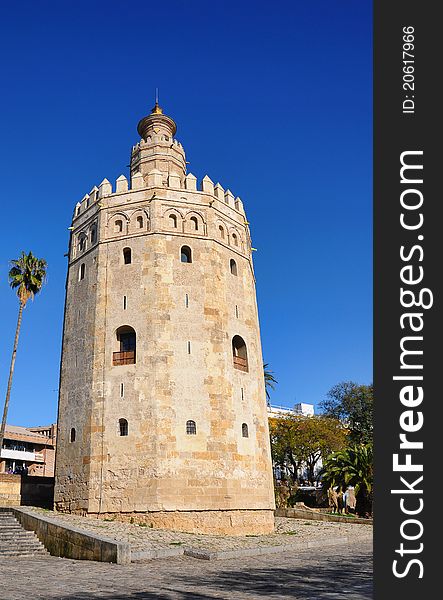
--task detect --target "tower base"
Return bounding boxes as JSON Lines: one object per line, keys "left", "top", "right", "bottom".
{"left": 88, "top": 509, "right": 275, "bottom": 536}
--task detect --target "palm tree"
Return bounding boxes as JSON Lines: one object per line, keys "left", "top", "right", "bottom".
{"left": 0, "top": 252, "right": 47, "bottom": 453}
{"left": 263, "top": 363, "right": 278, "bottom": 405}
{"left": 320, "top": 444, "right": 373, "bottom": 516}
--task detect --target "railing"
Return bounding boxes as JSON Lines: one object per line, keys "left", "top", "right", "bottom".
{"left": 112, "top": 351, "right": 136, "bottom": 366}
{"left": 233, "top": 356, "right": 248, "bottom": 372}
{"left": 0, "top": 448, "right": 36, "bottom": 461}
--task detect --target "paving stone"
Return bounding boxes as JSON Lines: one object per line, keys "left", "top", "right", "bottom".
{"left": 0, "top": 540, "right": 373, "bottom": 599}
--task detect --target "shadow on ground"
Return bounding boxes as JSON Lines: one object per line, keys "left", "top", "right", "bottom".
{"left": 43, "top": 553, "right": 373, "bottom": 600}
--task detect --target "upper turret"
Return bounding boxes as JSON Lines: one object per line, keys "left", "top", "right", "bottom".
{"left": 131, "top": 101, "right": 186, "bottom": 187}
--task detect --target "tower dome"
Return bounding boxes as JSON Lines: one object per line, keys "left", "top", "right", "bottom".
{"left": 137, "top": 101, "right": 177, "bottom": 140}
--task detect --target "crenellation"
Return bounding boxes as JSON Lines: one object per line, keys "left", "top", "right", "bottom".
{"left": 98, "top": 178, "right": 112, "bottom": 198}
{"left": 184, "top": 173, "right": 197, "bottom": 191}
{"left": 168, "top": 172, "right": 181, "bottom": 189}
{"left": 115, "top": 175, "right": 128, "bottom": 193}
{"left": 214, "top": 182, "right": 224, "bottom": 200}
{"left": 146, "top": 169, "right": 163, "bottom": 187}
{"left": 130, "top": 171, "right": 144, "bottom": 190}
{"left": 224, "top": 189, "right": 234, "bottom": 207}
{"left": 201, "top": 175, "right": 214, "bottom": 195}
{"left": 234, "top": 196, "right": 244, "bottom": 213}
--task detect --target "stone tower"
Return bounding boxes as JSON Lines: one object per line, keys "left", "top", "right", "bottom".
{"left": 54, "top": 101, "right": 275, "bottom": 535}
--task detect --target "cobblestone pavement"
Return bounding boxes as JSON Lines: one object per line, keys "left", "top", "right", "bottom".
{"left": 0, "top": 539, "right": 372, "bottom": 599}
{"left": 27, "top": 508, "right": 372, "bottom": 553}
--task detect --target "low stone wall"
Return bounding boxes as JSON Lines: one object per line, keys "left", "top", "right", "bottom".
{"left": 275, "top": 507, "right": 373, "bottom": 525}
{"left": 12, "top": 507, "right": 131, "bottom": 564}
{"left": 0, "top": 474, "right": 21, "bottom": 506}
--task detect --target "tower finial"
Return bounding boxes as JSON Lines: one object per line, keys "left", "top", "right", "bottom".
{"left": 151, "top": 88, "right": 162, "bottom": 114}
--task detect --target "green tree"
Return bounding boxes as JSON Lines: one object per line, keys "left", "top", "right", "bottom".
{"left": 0, "top": 251, "right": 47, "bottom": 452}
{"left": 263, "top": 363, "right": 277, "bottom": 404}
{"left": 320, "top": 444, "right": 373, "bottom": 516}
{"left": 320, "top": 381, "right": 373, "bottom": 444}
{"left": 269, "top": 414, "right": 347, "bottom": 484}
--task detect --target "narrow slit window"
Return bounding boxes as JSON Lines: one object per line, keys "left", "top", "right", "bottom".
{"left": 230, "top": 259, "right": 238, "bottom": 276}
{"left": 187, "top": 341, "right": 191, "bottom": 354}
{"left": 123, "top": 248, "right": 132, "bottom": 265}
{"left": 185, "top": 293, "right": 189, "bottom": 308}
{"left": 190, "top": 216, "right": 198, "bottom": 231}
{"left": 186, "top": 420, "right": 196, "bottom": 435}
{"left": 235, "top": 305, "right": 239, "bottom": 318}
{"left": 119, "top": 418, "right": 128, "bottom": 436}
{"left": 120, "top": 383, "right": 124, "bottom": 397}
{"left": 169, "top": 214, "right": 177, "bottom": 228}
{"left": 241, "top": 387, "right": 244, "bottom": 401}
{"left": 114, "top": 220, "right": 123, "bottom": 233}
{"left": 242, "top": 423, "right": 249, "bottom": 438}
{"left": 232, "top": 233, "right": 238, "bottom": 246}
{"left": 79, "top": 263, "right": 85, "bottom": 281}
{"left": 123, "top": 296, "right": 127, "bottom": 310}
{"left": 219, "top": 225, "right": 225, "bottom": 239}
{"left": 137, "top": 216, "right": 143, "bottom": 229}
{"left": 70, "top": 428, "right": 76, "bottom": 443}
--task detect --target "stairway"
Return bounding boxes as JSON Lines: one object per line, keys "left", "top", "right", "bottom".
{"left": 0, "top": 511, "right": 48, "bottom": 557}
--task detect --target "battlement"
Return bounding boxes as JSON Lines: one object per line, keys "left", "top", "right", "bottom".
{"left": 131, "top": 137, "right": 184, "bottom": 153}
{"left": 73, "top": 172, "right": 245, "bottom": 219}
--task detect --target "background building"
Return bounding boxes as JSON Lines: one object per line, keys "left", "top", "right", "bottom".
{"left": 0, "top": 424, "right": 56, "bottom": 476}
{"left": 54, "top": 101, "right": 275, "bottom": 535}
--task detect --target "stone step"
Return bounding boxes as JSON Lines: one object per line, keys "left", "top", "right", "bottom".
{"left": 0, "top": 544, "right": 46, "bottom": 553}
{"left": 0, "top": 512, "right": 48, "bottom": 557}
{"left": 0, "top": 550, "right": 48, "bottom": 557}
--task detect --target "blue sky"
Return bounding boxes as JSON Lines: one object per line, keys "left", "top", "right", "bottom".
{"left": 0, "top": 0, "right": 372, "bottom": 427}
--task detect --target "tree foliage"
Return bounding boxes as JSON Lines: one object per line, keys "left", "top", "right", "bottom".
{"left": 320, "top": 444, "right": 373, "bottom": 516}
{"left": 9, "top": 251, "right": 47, "bottom": 306}
{"left": 0, "top": 251, "right": 47, "bottom": 452}
{"left": 269, "top": 414, "right": 347, "bottom": 484}
{"left": 320, "top": 381, "right": 373, "bottom": 444}
{"left": 263, "top": 363, "right": 277, "bottom": 403}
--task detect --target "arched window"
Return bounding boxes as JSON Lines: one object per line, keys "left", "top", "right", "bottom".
{"left": 186, "top": 420, "right": 196, "bottom": 435}
{"left": 123, "top": 248, "right": 132, "bottom": 265}
{"left": 242, "top": 423, "right": 249, "bottom": 438}
{"left": 219, "top": 225, "right": 225, "bottom": 239}
{"left": 119, "top": 418, "right": 128, "bottom": 437}
{"left": 230, "top": 259, "right": 238, "bottom": 276}
{"left": 190, "top": 216, "right": 198, "bottom": 231}
{"left": 232, "top": 233, "right": 238, "bottom": 246}
{"left": 232, "top": 335, "right": 248, "bottom": 372}
{"left": 113, "top": 326, "right": 136, "bottom": 365}
{"left": 79, "top": 263, "right": 85, "bottom": 281}
{"left": 114, "top": 219, "right": 123, "bottom": 233}
{"left": 181, "top": 246, "right": 192, "bottom": 263}
{"left": 169, "top": 214, "right": 177, "bottom": 229}
{"left": 78, "top": 234, "right": 86, "bottom": 253}
{"left": 136, "top": 216, "right": 144, "bottom": 229}
{"left": 70, "top": 428, "right": 76, "bottom": 443}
